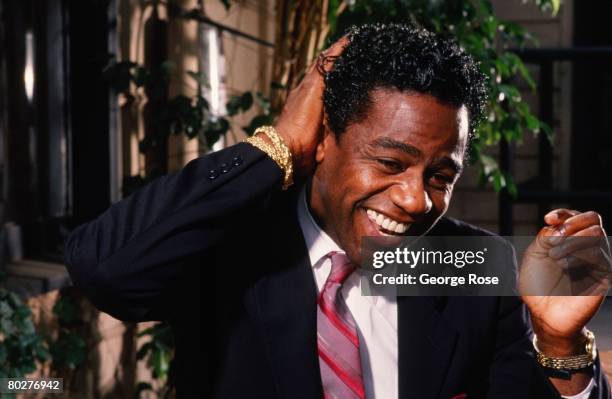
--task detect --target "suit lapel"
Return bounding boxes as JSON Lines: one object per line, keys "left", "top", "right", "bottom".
{"left": 243, "top": 189, "right": 460, "bottom": 399}
{"left": 398, "top": 296, "right": 458, "bottom": 399}
{"left": 244, "top": 188, "right": 323, "bottom": 399}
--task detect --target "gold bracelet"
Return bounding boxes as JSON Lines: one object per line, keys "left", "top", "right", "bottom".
{"left": 532, "top": 329, "right": 597, "bottom": 370}
{"left": 256, "top": 126, "right": 293, "bottom": 189}
{"left": 244, "top": 126, "right": 294, "bottom": 190}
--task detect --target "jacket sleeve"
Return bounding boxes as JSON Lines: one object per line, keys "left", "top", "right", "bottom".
{"left": 64, "top": 143, "right": 283, "bottom": 322}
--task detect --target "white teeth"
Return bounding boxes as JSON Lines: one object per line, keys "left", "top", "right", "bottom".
{"left": 366, "top": 209, "right": 409, "bottom": 234}
{"left": 388, "top": 220, "right": 397, "bottom": 231}
{"left": 376, "top": 213, "right": 384, "bottom": 225}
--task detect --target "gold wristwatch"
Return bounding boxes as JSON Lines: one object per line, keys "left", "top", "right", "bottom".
{"left": 532, "top": 329, "right": 596, "bottom": 372}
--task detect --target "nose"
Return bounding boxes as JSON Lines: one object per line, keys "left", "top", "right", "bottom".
{"left": 389, "top": 175, "right": 433, "bottom": 217}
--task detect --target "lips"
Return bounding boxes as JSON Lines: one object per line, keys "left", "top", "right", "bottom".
{"left": 366, "top": 208, "right": 410, "bottom": 234}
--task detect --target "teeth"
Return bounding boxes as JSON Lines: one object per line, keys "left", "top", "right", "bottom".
{"left": 366, "top": 209, "right": 409, "bottom": 234}
{"left": 376, "top": 213, "right": 384, "bottom": 225}
{"left": 388, "top": 220, "right": 397, "bottom": 231}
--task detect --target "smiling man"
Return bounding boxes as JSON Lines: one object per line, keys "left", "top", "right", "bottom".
{"left": 65, "top": 24, "right": 610, "bottom": 398}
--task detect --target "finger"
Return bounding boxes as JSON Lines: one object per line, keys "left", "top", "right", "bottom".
{"left": 548, "top": 227, "right": 607, "bottom": 260}
{"left": 554, "top": 247, "right": 610, "bottom": 272}
{"left": 316, "top": 35, "right": 350, "bottom": 74}
{"left": 566, "top": 268, "right": 611, "bottom": 296}
{"left": 574, "top": 224, "right": 610, "bottom": 254}
{"left": 302, "top": 39, "right": 348, "bottom": 86}
{"left": 297, "top": 36, "right": 350, "bottom": 101}
{"left": 549, "top": 238, "right": 601, "bottom": 261}
{"left": 556, "top": 250, "right": 612, "bottom": 296}
{"left": 323, "top": 35, "right": 349, "bottom": 57}
{"left": 559, "top": 211, "right": 603, "bottom": 236}
{"left": 544, "top": 208, "right": 580, "bottom": 226}
{"left": 537, "top": 225, "right": 566, "bottom": 248}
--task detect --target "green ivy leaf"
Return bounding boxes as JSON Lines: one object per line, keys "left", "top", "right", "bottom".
{"left": 0, "top": 301, "right": 13, "bottom": 318}
{"left": 197, "top": 96, "right": 209, "bottom": 110}
{"left": 138, "top": 327, "right": 155, "bottom": 338}
{"left": 498, "top": 84, "right": 521, "bottom": 102}
{"left": 203, "top": 117, "right": 230, "bottom": 148}
{"left": 102, "top": 60, "right": 138, "bottom": 94}
{"left": 6, "top": 292, "right": 23, "bottom": 308}
{"left": 226, "top": 92, "right": 253, "bottom": 116}
{"left": 239, "top": 92, "right": 254, "bottom": 112}
{"left": 503, "top": 171, "right": 518, "bottom": 198}
{"left": 135, "top": 382, "right": 154, "bottom": 396}
{"left": 53, "top": 297, "right": 78, "bottom": 323}
{"left": 540, "top": 121, "right": 554, "bottom": 142}
{"left": 480, "top": 154, "right": 499, "bottom": 176}
{"left": 160, "top": 61, "right": 175, "bottom": 78}
{"left": 1, "top": 318, "right": 14, "bottom": 335}
{"left": 255, "top": 92, "right": 271, "bottom": 114}
{"left": 152, "top": 349, "right": 169, "bottom": 379}
{"left": 243, "top": 114, "right": 274, "bottom": 136}
{"left": 132, "top": 66, "right": 150, "bottom": 87}
{"left": 491, "top": 170, "right": 505, "bottom": 192}
{"left": 536, "top": 0, "right": 561, "bottom": 16}
{"left": 516, "top": 60, "right": 536, "bottom": 90}
{"left": 270, "top": 81, "right": 287, "bottom": 90}
{"left": 524, "top": 113, "right": 540, "bottom": 133}
{"left": 50, "top": 333, "right": 86, "bottom": 370}
{"left": 34, "top": 341, "right": 50, "bottom": 362}
{"left": 137, "top": 342, "right": 154, "bottom": 360}
{"left": 187, "top": 70, "right": 209, "bottom": 87}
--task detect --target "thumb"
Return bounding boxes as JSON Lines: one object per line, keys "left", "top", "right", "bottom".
{"left": 536, "top": 224, "right": 565, "bottom": 251}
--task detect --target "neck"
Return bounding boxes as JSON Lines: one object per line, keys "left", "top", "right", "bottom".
{"left": 307, "top": 176, "right": 340, "bottom": 245}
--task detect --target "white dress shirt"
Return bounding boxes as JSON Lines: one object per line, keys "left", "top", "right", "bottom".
{"left": 297, "top": 187, "right": 398, "bottom": 399}
{"left": 296, "top": 187, "right": 593, "bottom": 399}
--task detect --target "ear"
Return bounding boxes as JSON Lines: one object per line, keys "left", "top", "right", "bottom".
{"left": 315, "top": 121, "right": 333, "bottom": 163}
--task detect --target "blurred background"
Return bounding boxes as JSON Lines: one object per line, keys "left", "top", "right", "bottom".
{"left": 0, "top": 0, "right": 610, "bottom": 397}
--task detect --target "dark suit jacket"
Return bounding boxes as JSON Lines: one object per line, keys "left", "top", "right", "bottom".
{"left": 64, "top": 143, "right": 610, "bottom": 398}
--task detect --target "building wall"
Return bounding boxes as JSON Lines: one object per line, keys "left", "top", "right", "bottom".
{"left": 165, "top": 0, "right": 276, "bottom": 170}
{"left": 114, "top": 0, "right": 275, "bottom": 183}
{"left": 202, "top": 0, "right": 275, "bottom": 146}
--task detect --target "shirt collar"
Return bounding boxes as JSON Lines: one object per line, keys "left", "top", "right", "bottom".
{"left": 296, "top": 184, "right": 343, "bottom": 268}
{"left": 297, "top": 185, "right": 391, "bottom": 307}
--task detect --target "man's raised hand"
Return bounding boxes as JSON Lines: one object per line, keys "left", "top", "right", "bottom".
{"left": 275, "top": 37, "right": 348, "bottom": 177}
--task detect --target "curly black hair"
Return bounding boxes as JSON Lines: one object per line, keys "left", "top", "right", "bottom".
{"left": 323, "top": 23, "right": 488, "bottom": 137}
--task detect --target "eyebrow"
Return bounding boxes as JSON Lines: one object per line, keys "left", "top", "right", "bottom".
{"left": 434, "top": 156, "right": 464, "bottom": 175}
{"left": 370, "top": 137, "right": 423, "bottom": 159}
{"left": 370, "top": 136, "right": 463, "bottom": 174}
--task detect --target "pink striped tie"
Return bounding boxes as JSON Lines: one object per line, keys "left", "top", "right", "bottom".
{"left": 317, "top": 251, "right": 365, "bottom": 399}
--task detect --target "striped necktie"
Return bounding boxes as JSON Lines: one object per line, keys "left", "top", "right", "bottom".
{"left": 317, "top": 251, "right": 365, "bottom": 399}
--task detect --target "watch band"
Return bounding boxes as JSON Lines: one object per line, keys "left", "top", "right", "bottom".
{"left": 532, "top": 329, "right": 597, "bottom": 371}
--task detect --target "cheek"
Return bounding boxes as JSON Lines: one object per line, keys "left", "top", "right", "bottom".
{"left": 430, "top": 187, "right": 454, "bottom": 215}
{"left": 413, "top": 190, "right": 450, "bottom": 236}
{"left": 340, "top": 165, "right": 383, "bottom": 207}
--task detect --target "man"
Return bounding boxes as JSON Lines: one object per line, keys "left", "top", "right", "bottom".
{"left": 65, "top": 24, "right": 610, "bottom": 398}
